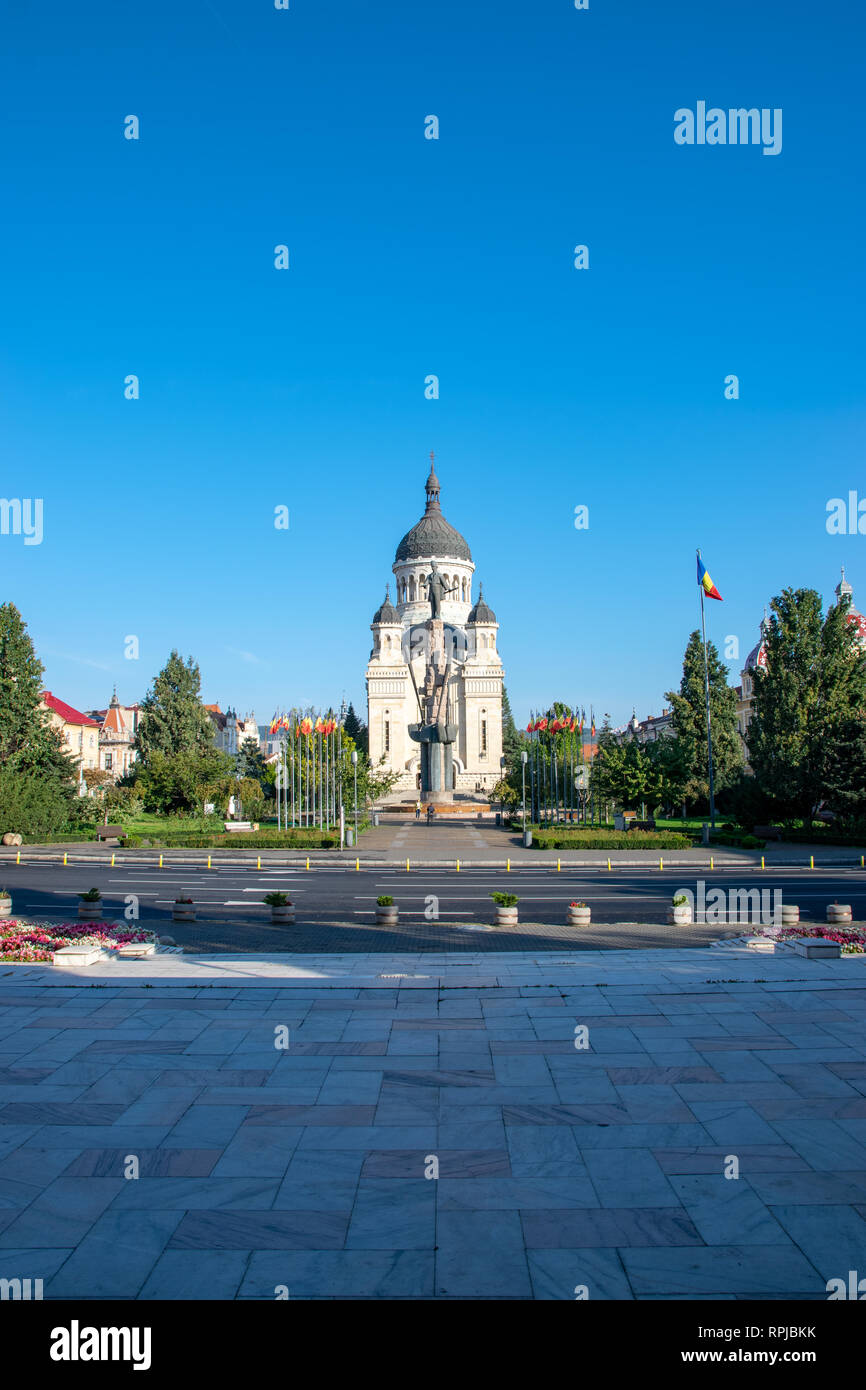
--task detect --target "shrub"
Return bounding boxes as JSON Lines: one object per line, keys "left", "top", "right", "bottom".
{"left": 672, "top": 894, "right": 688, "bottom": 906}
{"left": 78, "top": 887, "right": 101, "bottom": 902}
{"left": 531, "top": 829, "right": 692, "bottom": 851}
{"left": 376, "top": 894, "right": 394, "bottom": 907}
{"left": 491, "top": 892, "right": 519, "bottom": 907}
{"left": 263, "top": 892, "right": 292, "bottom": 907}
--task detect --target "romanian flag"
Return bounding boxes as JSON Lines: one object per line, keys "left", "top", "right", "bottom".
{"left": 697, "top": 554, "right": 723, "bottom": 601}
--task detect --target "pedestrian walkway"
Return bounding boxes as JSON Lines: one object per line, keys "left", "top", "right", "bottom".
{"left": 1, "top": 945, "right": 864, "bottom": 1299}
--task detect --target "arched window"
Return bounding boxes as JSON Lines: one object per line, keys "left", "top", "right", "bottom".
{"left": 384, "top": 634, "right": 391, "bottom": 652}
{"left": 462, "top": 577, "right": 468, "bottom": 602}
{"left": 384, "top": 710, "right": 391, "bottom": 755}
{"left": 409, "top": 576, "right": 416, "bottom": 602}
{"left": 480, "top": 709, "right": 488, "bottom": 756}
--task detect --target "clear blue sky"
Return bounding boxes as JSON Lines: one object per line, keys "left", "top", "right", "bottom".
{"left": 2, "top": 0, "right": 864, "bottom": 728}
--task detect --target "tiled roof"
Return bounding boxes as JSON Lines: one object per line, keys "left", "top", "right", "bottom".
{"left": 42, "top": 692, "right": 100, "bottom": 727}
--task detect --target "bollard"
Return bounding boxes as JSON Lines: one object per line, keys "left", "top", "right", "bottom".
{"left": 659, "top": 857, "right": 663, "bottom": 871}
{"left": 16, "top": 850, "right": 21, "bottom": 865}
{"left": 761, "top": 855, "right": 765, "bottom": 870}
{"left": 159, "top": 854, "right": 163, "bottom": 869}
{"left": 63, "top": 852, "right": 68, "bottom": 866}
{"left": 257, "top": 856, "right": 261, "bottom": 870}
{"left": 557, "top": 858, "right": 561, "bottom": 872}
{"left": 207, "top": 855, "right": 211, "bottom": 870}
{"left": 710, "top": 856, "right": 713, "bottom": 870}
{"left": 306, "top": 857, "right": 310, "bottom": 871}
{"left": 456, "top": 859, "right": 460, "bottom": 873}
{"left": 507, "top": 858, "right": 510, "bottom": 872}
{"left": 861, "top": 855, "right": 864, "bottom": 869}
{"left": 111, "top": 853, "right": 115, "bottom": 868}
{"left": 607, "top": 857, "right": 611, "bottom": 872}
{"left": 810, "top": 855, "right": 814, "bottom": 870}
{"left": 406, "top": 858, "right": 410, "bottom": 872}
{"left": 356, "top": 857, "right": 359, "bottom": 871}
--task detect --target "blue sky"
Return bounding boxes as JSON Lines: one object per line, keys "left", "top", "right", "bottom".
{"left": 2, "top": 0, "right": 865, "bottom": 728}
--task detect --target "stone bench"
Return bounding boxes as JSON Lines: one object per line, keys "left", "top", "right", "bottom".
{"left": 223, "top": 822, "right": 259, "bottom": 833}
{"left": 789, "top": 937, "right": 841, "bottom": 959}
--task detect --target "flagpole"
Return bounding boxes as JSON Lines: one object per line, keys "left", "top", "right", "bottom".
{"left": 697, "top": 548, "right": 717, "bottom": 830}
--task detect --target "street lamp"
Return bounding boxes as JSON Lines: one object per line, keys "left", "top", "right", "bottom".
{"left": 351, "top": 749, "right": 358, "bottom": 848}
{"left": 521, "top": 750, "right": 528, "bottom": 830}
{"left": 499, "top": 755, "right": 506, "bottom": 824}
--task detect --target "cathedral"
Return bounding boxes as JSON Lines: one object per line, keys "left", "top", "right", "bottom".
{"left": 365, "top": 462, "right": 504, "bottom": 795}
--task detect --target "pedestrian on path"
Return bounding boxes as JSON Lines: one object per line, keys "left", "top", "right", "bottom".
{"left": 426, "top": 804, "right": 434, "bottom": 824}
{"left": 415, "top": 798, "right": 421, "bottom": 820}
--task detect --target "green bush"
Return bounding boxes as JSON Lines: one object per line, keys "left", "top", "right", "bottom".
{"left": 263, "top": 891, "right": 292, "bottom": 907}
{"left": 531, "top": 829, "right": 692, "bottom": 850}
{"left": 491, "top": 892, "right": 519, "bottom": 907}
{"left": 376, "top": 895, "right": 394, "bottom": 907}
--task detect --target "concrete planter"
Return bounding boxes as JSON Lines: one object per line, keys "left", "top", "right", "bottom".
{"left": 827, "top": 904, "right": 852, "bottom": 924}
{"left": 780, "top": 905, "right": 800, "bottom": 925}
{"left": 0, "top": 899, "right": 11, "bottom": 918}
{"left": 270, "top": 907, "right": 295, "bottom": 925}
{"left": 375, "top": 907, "right": 399, "bottom": 926}
{"left": 77, "top": 902, "right": 103, "bottom": 920}
{"left": 567, "top": 907, "right": 591, "bottom": 927}
{"left": 495, "top": 907, "right": 519, "bottom": 927}
{"left": 172, "top": 905, "right": 196, "bottom": 922}
{"left": 667, "top": 907, "right": 692, "bottom": 925}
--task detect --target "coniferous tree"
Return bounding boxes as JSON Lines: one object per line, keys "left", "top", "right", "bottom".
{"left": 748, "top": 588, "right": 866, "bottom": 824}
{"left": 343, "top": 702, "right": 368, "bottom": 756}
{"left": 0, "top": 602, "right": 74, "bottom": 781}
{"left": 134, "top": 651, "right": 215, "bottom": 764}
{"left": 665, "top": 631, "right": 742, "bottom": 808}
{"left": 500, "top": 686, "right": 523, "bottom": 766}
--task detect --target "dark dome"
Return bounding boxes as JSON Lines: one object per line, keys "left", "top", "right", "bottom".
{"left": 372, "top": 586, "right": 398, "bottom": 624}
{"left": 468, "top": 584, "right": 496, "bottom": 624}
{"left": 394, "top": 464, "right": 472, "bottom": 564}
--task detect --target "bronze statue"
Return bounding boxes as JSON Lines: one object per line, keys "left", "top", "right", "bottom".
{"left": 424, "top": 560, "right": 457, "bottom": 619}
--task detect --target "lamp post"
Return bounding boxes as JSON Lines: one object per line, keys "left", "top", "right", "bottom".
{"left": 499, "top": 755, "right": 506, "bottom": 823}
{"left": 351, "top": 749, "right": 358, "bottom": 847}
{"left": 521, "top": 750, "right": 528, "bottom": 829}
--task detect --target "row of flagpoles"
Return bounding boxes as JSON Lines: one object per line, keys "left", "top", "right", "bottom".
{"left": 267, "top": 711, "right": 344, "bottom": 830}
{"left": 522, "top": 706, "right": 597, "bottom": 825}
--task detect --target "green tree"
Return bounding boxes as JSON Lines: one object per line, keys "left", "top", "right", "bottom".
{"left": 236, "top": 735, "right": 266, "bottom": 784}
{"left": 134, "top": 747, "right": 233, "bottom": 815}
{"left": 343, "top": 703, "right": 368, "bottom": 756}
{"left": 500, "top": 686, "right": 523, "bottom": 766}
{"left": 665, "top": 631, "right": 743, "bottom": 808}
{"left": 134, "top": 651, "right": 215, "bottom": 764}
{"left": 748, "top": 587, "right": 866, "bottom": 824}
{"left": 0, "top": 602, "right": 75, "bottom": 783}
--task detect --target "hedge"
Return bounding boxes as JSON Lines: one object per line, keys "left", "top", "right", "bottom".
{"left": 119, "top": 831, "right": 340, "bottom": 850}
{"left": 531, "top": 830, "right": 693, "bottom": 850}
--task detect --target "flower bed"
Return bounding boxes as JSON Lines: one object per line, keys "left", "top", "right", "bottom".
{"left": 751, "top": 925, "right": 866, "bottom": 955}
{"left": 0, "top": 919, "right": 158, "bottom": 963}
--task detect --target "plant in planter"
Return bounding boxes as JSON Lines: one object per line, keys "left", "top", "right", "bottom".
{"left": 491, "top": 891, "right": 519, "bottom": 926}
{"left": 667, "top": 892, "right": 693, "bottom": 925}
{"left": 375, "top": 894, "right": 399, "bottom": 925}
{"left": 172, "top": 895, "right": 196, "bottom": 922}
{"left": 0, "top": 888, "right": 11, "bottom": 919}
{"left": 263, "top": 891, "right": 295, "bottom": 924}
{"left": 77, "top": 887, "right": 103, "bottom": 920}
{"left": 567, "top": 899, "right": 591, "bottom": 927}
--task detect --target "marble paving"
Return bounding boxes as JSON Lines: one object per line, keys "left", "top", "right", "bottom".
{"left": 1, "top": 946, "right": 865, "bottom": 1298}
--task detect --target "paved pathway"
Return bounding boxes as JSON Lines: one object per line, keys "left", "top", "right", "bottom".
{"left": 1, "top": 946, "right": 865, "bottom": 1298}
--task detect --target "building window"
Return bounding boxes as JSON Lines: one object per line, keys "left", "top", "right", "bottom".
{"left": 384, "top": 710, "right": 390, "bottom": 754}
{"left": 105, "top": 753, "right": 113, "bottom": 771}
{"left": 480, "top": 709, "right": 488, "bottom": 756}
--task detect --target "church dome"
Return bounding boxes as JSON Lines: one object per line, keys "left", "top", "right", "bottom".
{"left": 467, "top": 584, "right": 496, "bottom": 624}
{"left": 372, "top": 585, "right": 398, "bottom": 624}
{"left": 394, "top": 463, "right": 472, "bottom": 564}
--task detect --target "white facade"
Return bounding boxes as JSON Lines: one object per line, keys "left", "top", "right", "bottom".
{"left": 365, "top": 465, "right": 504, "bottom": 794}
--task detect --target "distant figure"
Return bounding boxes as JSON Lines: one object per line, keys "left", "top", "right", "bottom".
{"left": 415, "top": 798, "right": 422, "bottom": 820}
{"left": 426, "top": 804, "right": 434, "bottom": 824}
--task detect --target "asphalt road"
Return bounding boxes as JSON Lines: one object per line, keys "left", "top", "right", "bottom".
{"left": 3, "top": 859, "right": 864, "bottom": 953}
